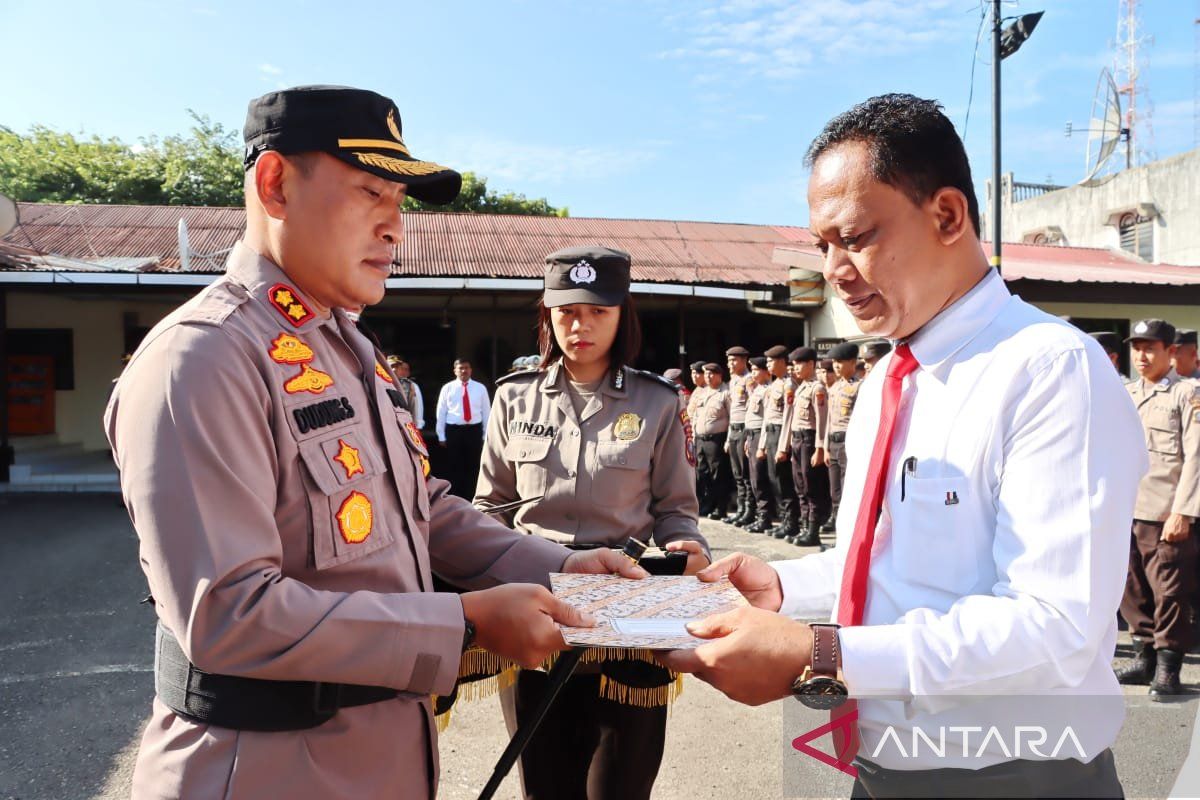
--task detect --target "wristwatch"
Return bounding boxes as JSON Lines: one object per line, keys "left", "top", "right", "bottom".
{"left": 792, "top": 623, "right": 849, "bottom": 710}
{"left": 462, "top": 615, "right": 477, "bottom": 652}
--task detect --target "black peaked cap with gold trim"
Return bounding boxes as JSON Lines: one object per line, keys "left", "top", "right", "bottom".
{"left": 243, "top": 85, "right": 462, "bottom": 205}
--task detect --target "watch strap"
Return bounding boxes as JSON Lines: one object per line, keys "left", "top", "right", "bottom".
{"left": 810, "top": 623, "right": 841, "bottom": 679}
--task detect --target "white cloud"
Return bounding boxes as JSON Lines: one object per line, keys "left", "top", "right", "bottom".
{"left": 435, "top": 137, "right": 664, "bottom": 186}
{"left": 258, "top": 63, "right": 283, "bottom": 76}
{"left": 657, "top": 0, "right": 969, "bottom": 82}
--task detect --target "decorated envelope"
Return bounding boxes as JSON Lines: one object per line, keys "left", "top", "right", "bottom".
{"left": 550, "top": 573, "right": 747, "bottom": 650}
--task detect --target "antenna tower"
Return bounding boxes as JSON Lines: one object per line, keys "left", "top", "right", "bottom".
{"left": 1115, "top": 0, "right": 1151, "bottom": 167}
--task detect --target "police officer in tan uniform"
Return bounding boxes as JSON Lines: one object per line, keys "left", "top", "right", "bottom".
{"left": 780, "top": 346, "right": 828, "bottom": 547}
{"left": 104, "top": 87, "right": 641, "bottom": 800}
{"left": 722, "top": 346, "right": 753, "bottom": 525}
{"left": 821, "top": 341, "right": 861, "bottom": 533}
{"left": 742, "top": 356, "right": 774, "bottom": 532}
{"left": 756, "top": 345, "right": 801, "bottom": 541}
{"left": 1175, "top": 329, "right": 1200, "bottom": 380}
{"left": 1117, "top": 319, "right": 1200, "bottom": 698}
{"left": 696, "top": 362, "right": 733, "bottom": 519}
{"left": 475, "top": 245, "right": 709, "bottom": 800}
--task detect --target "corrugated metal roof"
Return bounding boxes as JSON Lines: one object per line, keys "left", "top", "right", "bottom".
{"left": 4, "top": 202, "right": 1197, "bottom": 287}
{"left": 2, "top": 202, "right": 800, "bottom": 286}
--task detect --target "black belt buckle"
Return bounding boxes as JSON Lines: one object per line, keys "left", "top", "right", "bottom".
{"left": 313, "top": 682, "right": 342, "bottom": 715}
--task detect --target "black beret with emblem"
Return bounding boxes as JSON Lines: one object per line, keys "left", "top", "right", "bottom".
{"left": 1175, "top": 329, "right": 1198, "bottom": 346}
{"left": 819, "top": 358, "right": 833, "bottom": 370}
{"left": 690, "top": 361, "right": 707, "bottom": 372}
{"left": 764, "top": 345, "right": 788, "bottom": 359}
{"left": 789, "top": 347, "right": 818, "bottom": 363}
{"left": 748, "top": 356, "right": 768, "bottom": 369}
{"left": 702, "top": 362, "right": 725, "bottom": 376}
{"left": 543, "top": 245, "right": 631, "bottom": 307}
{"left": 242, "top": 85, "right": 462, "bottom": 205}
{"left": 860, "top": 341, "right": 892, "bottom": 360}
{"left": 1088, "top": 331, "right": 1120, "bottom": 354}
{"left": 663, "top": 368, "right": 684, "bottom": 382}
{"left": 1125, "top": 318, "right": 1176, "bottom": 345}
{"left": 829, "top": 342, "right": 859, "bottom": 361}
{"left": 725, "top": 346, "right": 750, "bottom": 357}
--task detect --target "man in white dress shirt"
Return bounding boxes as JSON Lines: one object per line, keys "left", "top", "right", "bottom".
{"left": 435, "top": 358, "right": 490, "bottom": 498}
{"left": 663, "top": 94, "right": 1145, "bottom": 798}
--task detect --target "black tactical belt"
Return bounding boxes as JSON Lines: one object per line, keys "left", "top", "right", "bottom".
{"left": 829, "top": 431, "right": 847, "bottom": 443}
{"left": 730, "top": 423, "right": 745, "bottom": 432}
{"left": 765, "top": 423, "right": 782, "bottom": 433}
{"left": 696, "top": 432, "right": 726, "bottom": 441}
{"left": 155, "top": 623, "right": 400, "bottom": 731}
{"left": 791, "top": 428, "right": 817, "bottom": 442}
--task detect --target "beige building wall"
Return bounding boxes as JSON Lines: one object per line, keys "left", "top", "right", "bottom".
{"left": 6, "top": 292, "right": 185, "bottom": 451}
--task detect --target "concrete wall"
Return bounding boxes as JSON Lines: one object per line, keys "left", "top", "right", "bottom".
{"left": 986, "top": 148, "right": 1200, "bottom": 265}
{"left": 5, "top": 291, "right": 185, "bottom": 451}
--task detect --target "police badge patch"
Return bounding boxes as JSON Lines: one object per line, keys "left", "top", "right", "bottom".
{"left": 679, "top": 410, "right": 696, "bottom": 467}
{"left": 613, "top": 412, "right": 642, "bottom": 441}
{"left": 569, "top": 259, "right": 597, "bottom": 285}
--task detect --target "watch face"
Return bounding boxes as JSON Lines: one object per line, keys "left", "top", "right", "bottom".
{"left": 795, "top": 676, "right": 849, "bottom": 710}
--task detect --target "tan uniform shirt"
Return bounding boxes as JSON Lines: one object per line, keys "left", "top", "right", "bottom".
{"left": 756, "top": 375, "right": 796, "bottom": 452}
{"left": 744, "top": 380, "right": 769, "bottom": 432}
{"left": 824, "top": 376, "right": 861, "bottom": 447}
{"left": 686, "top": 385, "right": 710, "bottom": 426}
{"left": 728, "top": 372, "right": 751, "bottom": 425}
{"left": 1127, "top": 371, "right": 1200, "bottom": 521}
{"left": 777, "top": 378, "right": 828, "bottom": 457}
{"left": 474, "top": 363, "right": 704, "bottom": 551}
{"left": 693, "top": 382, "right": 731, "bottom": 436}
{"left": 105, "top": 243, "right": 567, "bottom": 800}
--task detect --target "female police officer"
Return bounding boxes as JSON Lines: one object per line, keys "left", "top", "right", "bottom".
{"left": 474, "top": 245, "right": 710, "bottom": 800}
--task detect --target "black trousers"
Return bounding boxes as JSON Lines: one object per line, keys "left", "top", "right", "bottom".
{"left": 696, "top": 433, "right": 731, "bottom": 513}
{"left": 443, "top": 423, "right": 484, "bottom": 499}
{"left": 500, "top": 670, "right": 667, "bottom": 800}
{"left": 850, "top": 749, "right": 1123, "bottom": 799}
{"left": 790, "top": 428, "right": 831, "bottom": 524}
{"left": 762, "top": 425, "right": 798, "bottom": 521}
{"left": 827, "top": 435, "right": 847, "bottom": 524}
{"left": 744, "top": 428, "right": 774, "bottom": 521}
{"left": 1121, "top": 520, "right": 1198, "bottom": 652}
{"left": 727, "top": 424, "right": 750, "bottom": 507}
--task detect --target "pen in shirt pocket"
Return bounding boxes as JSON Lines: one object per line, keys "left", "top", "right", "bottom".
{"left": 900, "top": 456, "right": 917, "bottom": 501}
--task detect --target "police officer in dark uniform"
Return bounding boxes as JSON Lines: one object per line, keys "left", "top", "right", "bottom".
{"left": 757, "top": 345, "right": 801, "bottom": 541}
{"left": 822, "top": 341, "right": 861, "bottom": 533}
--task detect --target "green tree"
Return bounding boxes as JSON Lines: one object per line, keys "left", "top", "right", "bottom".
{"left": 404, "top": 171, "right": 567, "bottom": 216}
{"left": 0, "top": 119, "right": 565, "bottom": 215}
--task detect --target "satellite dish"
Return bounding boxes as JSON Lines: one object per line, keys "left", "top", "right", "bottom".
{"left": 1083, "top": 68, "right": 1124, "bottom": 182}
{"left": 0, "top": 194, "right": 17, "bottom": 238}
{"left": 178, "top": 218, "right": 191, "bottom": 271}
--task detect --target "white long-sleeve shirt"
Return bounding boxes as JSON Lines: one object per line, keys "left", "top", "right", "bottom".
{"left": 774, "top": 268, "right": 1147, "bottom": 770}
{"left": 435, "top": 378, "right": 491, "bottom": 442}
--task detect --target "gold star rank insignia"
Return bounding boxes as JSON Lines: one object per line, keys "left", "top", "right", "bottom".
{"left": 267, "top": 283, "right": 315, "bottom": 328}
{"left": 333, "top": 439, "right": 365, "bottom": 479}
{"left": 337, "top": 492, "right": 373, "bottom": 544}
{"left": 284, "top": 364, "right": 335, "bottom": 395}
{"left": 267, "top": 333, "right": 315, "bottom": 365}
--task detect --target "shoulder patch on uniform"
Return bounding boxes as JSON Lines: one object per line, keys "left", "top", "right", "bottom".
{"left": 496, "top": 367, "right": 541, "bottom": 386}
{"left": 179, "top": 281, "right": 250, "bottom": 328}
{"left": 268, "top": 283, "right": 315, "bottom": 327}
{"left": 630, "top": 368, "right": 680, "bottom": 394}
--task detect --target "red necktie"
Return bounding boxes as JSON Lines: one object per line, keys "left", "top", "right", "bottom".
{"left": 462, "top": 382, "right": 472, "bottom": 423}
{"left": 831, "top": 343, "right": 919, "bottom": 768}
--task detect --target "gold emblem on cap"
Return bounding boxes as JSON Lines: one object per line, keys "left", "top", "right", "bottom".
{"left": 352, "top": 151, "right": 448, "bottom": 176}
{"left": 386, "top": 108, "right": 403, "bottom": 142}
{"left": 613, "top": 412, "right": 642, "bottom": 441}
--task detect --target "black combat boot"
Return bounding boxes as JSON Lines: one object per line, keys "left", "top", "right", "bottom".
{"left": 793, "top": 518, "right": 823, "bottom": 548}
{"left": 746, "top": 513, "right": 772, "bottom": 534}
{"left": 734, "top": 503, "right": 756, "bottom": 527}
{"left": 723, "top": 494, "right": 744, "bottom": 524}
{"left": 708, "top": 505, "right": 728, "bottom": 520}
{"left": 1115, "top": 640, "right": 1156, "bottom": 685}
{"left": 1149, "top": 649, "right": 1184, "bottom": 699}
{"left": 774, "top": 510, "right": 798, "bottom": 541}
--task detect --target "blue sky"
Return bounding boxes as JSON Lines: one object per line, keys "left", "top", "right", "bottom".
{"left": 2, "top": 0, "right": 1195, "bottom": 226}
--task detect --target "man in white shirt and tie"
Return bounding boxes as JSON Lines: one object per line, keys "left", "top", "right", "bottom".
{"left": 663, "top": 94, "right": 1145, "bottom": 798}
{"left": 435, "top": 358, "right": 490, "bottom": 498}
